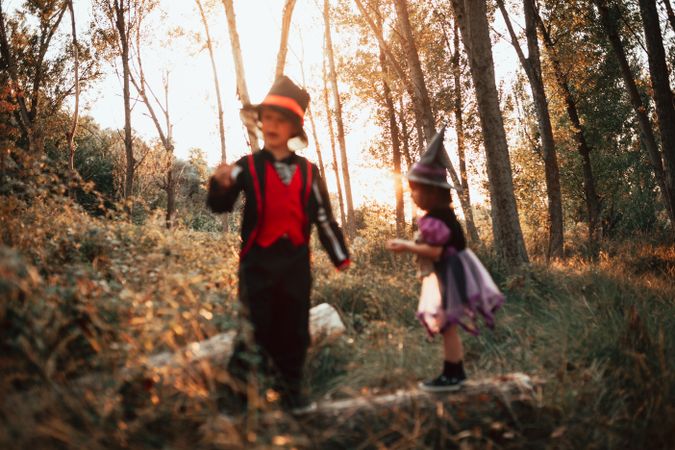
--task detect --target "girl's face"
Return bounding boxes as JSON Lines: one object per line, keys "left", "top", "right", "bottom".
{"left": 410, "top": 183, "right": 448, "bottom": 211}
{"left": 260, "top": 108, "right": 298, "bottom": 151}
{"left": 410, "top": 184, "right": 430, "bottom": 210}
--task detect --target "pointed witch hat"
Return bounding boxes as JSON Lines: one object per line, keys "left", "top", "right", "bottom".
{"left": 406, "top": 127, "right": 455, "bottom": 189}
{"left": 241, "top": 75, "right": 310, "bottom": 148}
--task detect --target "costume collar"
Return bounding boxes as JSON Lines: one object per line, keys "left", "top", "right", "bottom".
{"left": 261, "top": 148, "right": 299, "bottom": 165}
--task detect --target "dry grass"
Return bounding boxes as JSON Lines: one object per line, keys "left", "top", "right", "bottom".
{"left": 1, "top": 174, "right": 674, "bottom": 448}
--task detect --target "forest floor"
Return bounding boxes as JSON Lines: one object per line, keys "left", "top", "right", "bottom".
{"left": 1, "top": 190, "right": 674, "bottom": 449}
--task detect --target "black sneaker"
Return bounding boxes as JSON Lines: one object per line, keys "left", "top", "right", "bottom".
{"left": 280, "top": 391, "right": 317, "bottom": 415}
{"left": 419, "top": 374, "right": 466, "bottom": 392}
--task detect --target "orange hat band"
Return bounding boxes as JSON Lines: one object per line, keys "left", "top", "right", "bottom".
{"left": 261, "top": 94, "right": 305, "bottom": 123}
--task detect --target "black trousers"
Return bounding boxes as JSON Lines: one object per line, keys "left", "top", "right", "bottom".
{"left": 228, "top": 239, "right": 311, "bottom": 398}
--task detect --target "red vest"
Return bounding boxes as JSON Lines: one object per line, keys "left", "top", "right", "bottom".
{"left": 255, "top": 161, "right": 307, "bottom": 247}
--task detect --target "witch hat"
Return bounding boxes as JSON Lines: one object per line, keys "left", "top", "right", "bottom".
{"left": 241, "top": 75, "right": 310, "bottom": 148}
{"left": 406, "top": 127, "right": 454, "bottom": 189}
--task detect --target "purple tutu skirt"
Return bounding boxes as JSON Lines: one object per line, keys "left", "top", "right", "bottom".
{"left": 417, "top": 249, "right": 504, "bottom": 336}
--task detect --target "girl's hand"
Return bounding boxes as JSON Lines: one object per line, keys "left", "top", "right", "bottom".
{"left": 386, "top": 239, "right": 411, "bottom": 253}
{"left": 212, "top": 163, "right": 235, "bottom": 189}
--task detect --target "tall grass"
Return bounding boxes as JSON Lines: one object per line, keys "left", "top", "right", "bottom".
{"left": 1, "top": 181, "right": 674, "bottom": 448}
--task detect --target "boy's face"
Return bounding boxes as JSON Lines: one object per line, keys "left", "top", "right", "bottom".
{"left": 260, "top": 107, "right": 297, "bottom": 151}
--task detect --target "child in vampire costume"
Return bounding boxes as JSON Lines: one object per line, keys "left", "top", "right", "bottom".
{"left": 207, "top": 76, "right": 350, "bottom": 410}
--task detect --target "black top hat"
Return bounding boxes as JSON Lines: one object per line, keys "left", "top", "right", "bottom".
{"left": 406, "top": 127, "right": 454, "bottom": 189}
{"left": 242, "top": 76, "right": 310, "bottom": 147}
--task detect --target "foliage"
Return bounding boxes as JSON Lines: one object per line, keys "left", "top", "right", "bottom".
{"left": 2, "top": 164, "right": 674, "bottom": 447}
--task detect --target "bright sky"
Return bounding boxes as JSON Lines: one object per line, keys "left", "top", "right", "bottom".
{"left": 78, "top": 0, "right": 401, "bottom": 207}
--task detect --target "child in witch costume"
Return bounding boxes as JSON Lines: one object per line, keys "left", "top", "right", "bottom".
{"left": 386, "top": 128, "right": 504, "bottom": 392}
{"left": 207, "top": 76, "right": 350, "bottom": 410}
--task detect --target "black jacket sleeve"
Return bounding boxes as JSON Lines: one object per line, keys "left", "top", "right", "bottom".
{"left": 309, "top": 164, "right": 350, "bottom": 269}
{"left": 206, "top": 157, "right": 246, "bottom": 213}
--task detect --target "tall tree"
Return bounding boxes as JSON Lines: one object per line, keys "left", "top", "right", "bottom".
{"left": 0, "top": 0, "right": 67, "bottom": 155}
{"left": 638, "top": 0, "right": 675, "bottom": 233}
{"left": 379, "top": 43, "right": 405, "bottom": 235}
{"left": 196, "top": 0, "right": 226, "bottom": 164}
{"left": 128, "top": 4, "right": 177, "bottom": 227}
{"left": 96, "top": 0, "right": 136, "bottom": 198}
{"left": 221, "top": 0, "right": 259, "bottom": 151}
{"left": 275, "top": 0, "right": 297, "bottom": 79}
{"left": 66, "top": 0, "right": 79, "bottom": 177}
{"left": 450, "top": 0, "right": 529, "bottom": 265}
{"left": 324, "top": 0, "right": 355, "bottom": 238}
{"left": 353, "top": 0, "right": 463, "bottom": 190}
{"left": 392, "top": 0, "right": 435, "bottom": 142}
{"left": 322, "top": 48, "right": 346, "bottom": 228}
{"left": 536, "top": 8, "right": 602, "bottom": 249}
{"left": 594, "top": 0, "right": 675, "bottom": 231}
{"left": 497, "top": 0, "right": 564, "bottom": 258}
{"left": 443, "top": 13, "right": 480, "bottom": 243}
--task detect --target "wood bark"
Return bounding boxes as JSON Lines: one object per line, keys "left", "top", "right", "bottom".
{"left": 536, "top": 11, "right": 602, "bottom": 250}
{"left": 450, "top": 0, "right": 529, "bottom": 266}
{"left": 196, "top": 0, "right": 229, "bottom": 232}
{"left": 221, "top": 0, "right": 259, "bottom": 151}
{"left": 663, "top": 0, "right": 675, "bottom": 33}
{"left": 392, "top": 0, "right": 435, "bottom": 141}
{"left": 300, "top": 57, "right": 327, "bottom": 180}
{"left": 379, "top": 45, "right": 405, "bottom": 235}
{"left": 196, "top": 0, "right": 226, "bottom": 163}
{"left": 497, "top": 0, "right": 563, "bottom": 258}
{"left": 324, "top": 0, "right": 355, "bottom": 238}
{"left": 438, "top": 11, "right": 480, "bottom": 243}
{"left": 322, "top": 52, "right": 347, "bottom": 228}
{"left": 399, "top": 97, "right": 417, "bottom": 228}
{"left": 66, "top": 0, "right": 79, "bottom": 177}
{"left": 638, "top": 0, "right": 675, "bottom": 236}
{"left": 274, "top": 0, "right": 297, "bottom": 80}
{"left": 112, "top": 0, "right": 136, "bottom": 199}
{"left": 595, "top": 0, "right": 675, "bottom": 232}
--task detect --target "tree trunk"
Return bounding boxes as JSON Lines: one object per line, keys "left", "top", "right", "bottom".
{"left": 221, "top": 0, "right": 259, "bottom": 151}
{"left": 66, "top": 0, "right": 79, "bottom": 178}
{"left": 299, "top": 55, "right": 327, "bottom": 180}
{"left": 662, "top": 0, "right": 675, "bottom": 33}
{"left": 322, "top": 51, "right": 346, "bottom": 229}
{"left": 450, "top": 0, "right": 529, "bottom": 266}
{"left": 399, "top": 97, "right": 417, "bottom": 229}
{"left": 379, "top": 45, "right": 405, "bottom": 236}
{"left": 275, "top": 0, "right": 297, "bottom": 80}
{"left": 639, "top": 0, "right": 675, "bottom": 234}
{"left": 537, "top": 11, "right": 602, "bottom": 251}
{"left": 392, "top": 0, "right": 435, "bottom": 141}
{"left": 196, "top": 0, "right": 228, "bottom": 232}
{"left": 196, "top": 0, "right": 226, "bottom": 163}
{"left": 115, "top": 0, "right": 135, "bottom": 199}
{"left": 393, "top": 0, "right": 463, "bottom": 190}
{"left": 450, "top": 16, "right": 480, "bottom": 244}
{"left": 595, "top": 0, "right": 675, "bottom": 232}
{"left": 497, "top": 0, "right": 564, "bottom": 259}
{"left": 324, "top": 0, "right": 355, "bottom": 238}
{"left": 307, "top": 105, "right": 327, "bottom": 180}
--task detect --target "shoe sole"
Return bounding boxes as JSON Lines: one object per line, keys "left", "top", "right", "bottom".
{"left": 290, "top": 402, "right": 318, "bottom": 415}
{"left": 418, "top": 381, "right": 464, "bottom": 393}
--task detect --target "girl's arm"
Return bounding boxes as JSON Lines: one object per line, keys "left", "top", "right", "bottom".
{"left": 385, "top": 239, "right": 443, "bottom": 261}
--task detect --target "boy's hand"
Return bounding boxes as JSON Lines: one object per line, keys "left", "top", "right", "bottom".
{"left": 212, "top": 163, "right": 235, "bottom": 189}
{"left": 386, "top": 239, "right": 411, "bottom": 253}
